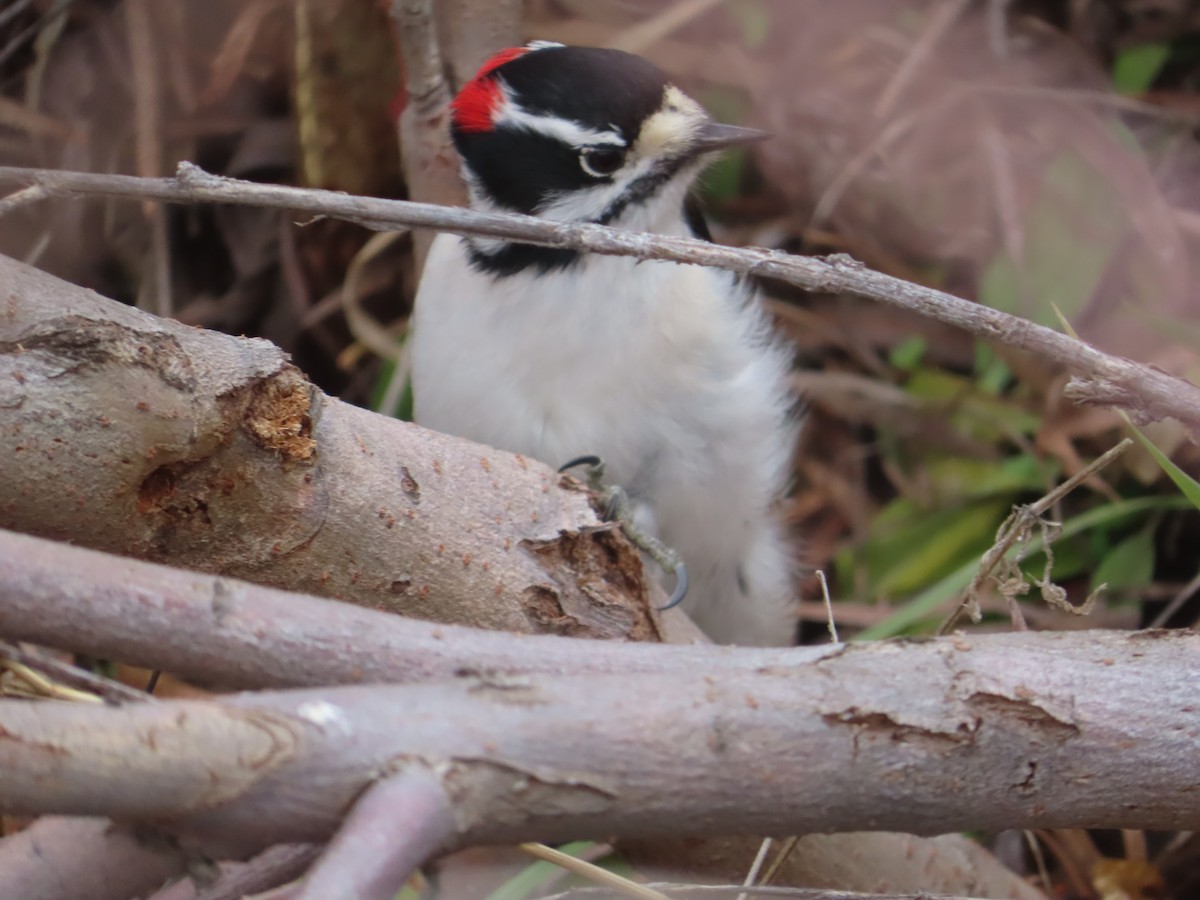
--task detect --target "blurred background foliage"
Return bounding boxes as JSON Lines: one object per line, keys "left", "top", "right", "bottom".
{"left": 4, "top": 0, "right": 1195, "bottom": 638}
{"left": 2, "top": 4, "right": 1200, "bottom": 892}
{"left": 2, "top": 0, "right": 1199, "bottom": 639}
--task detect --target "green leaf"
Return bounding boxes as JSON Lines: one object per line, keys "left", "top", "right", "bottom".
{"left": 1113, "top": 43, "right": 1170, "bottom": 94}
{"left": 923, "top": 453, "right": 1051, "bottom": 502}
{"left": 697, "top": 85, "right": 754, "bottom": 202}
{"left": 846, "top": 456, "right": 1053, "bottom": 601}
{"left": 865, "top": 498, "right": 1012, "bottom": 598}
{"left": 889, "top": 335, "right": 927, "bottom": 371}
{"left": 700, "top": 147, "right": 748, "bottom": 202}
{"left": 854, "top": 495, "right": 1190, "bottom": 640}
{"left": 1123, "top": 414, "right": 1200, "bottom": 510}
{"left": 1091, "top": 523, "right": 1156, "bottom": 593}
{"left": 982, "top": 150, "right": 1139, "bottom": 331}
{"left": 1027, "top": 153, "right": 1129, "bottom": 325}
{"left": 371, "top": 359, "right": 414, "bottom": 420}
{"left": 726, "top": 0, "right": 771, "bottom": 48}
{"left": 973, "top": 342, "right": 1012, "bottom": 395}
{"left": 979, "top": 251, "right": 1022, "bottom": 315}
{"left": 904, "top": 368, "right": 1041, "bottom": 440}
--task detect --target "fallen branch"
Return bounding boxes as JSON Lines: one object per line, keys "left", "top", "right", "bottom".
{"left": 541, "top": 889, "right": 987, "bottom": 900}
{"left": 1, "top": 163, "right": 1197, "bottom": 433}
{"left": 0, "top": 631, "right": 1195, "bottom": 860}
{"left": 0, "top": 816, "right": 190, "bottom": 900}
{"left": 0, "top": 528, "right": 809, "bottom": 691}
{"left": 293, "top": 771, "right": 454, "bottom": 900}
{"left": 0, "top": 252, "right": 658, "bottom": 641}
{"left": 0, "top": 254, "right": 1036, "bottom": 900}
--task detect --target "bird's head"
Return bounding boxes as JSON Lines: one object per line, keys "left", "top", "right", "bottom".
{"left": 448, "top": 42, "right": 767, "bottom": 234}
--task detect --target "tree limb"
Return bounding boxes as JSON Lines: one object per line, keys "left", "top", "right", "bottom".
{"left": 1, "top": 163, "right": 1197, "bottom": 433}
{"left": 429, "top": 0, "right": 522, "bottom": 87}
{"left": 0, "top": 527, "right": 808, "bottom": 691}
{"left": 0, "top": 251, "right": 659, "bottom": 641}
{"left": 0, "top": 253, "right": 1036, "bottom": 899}
{"left": 0, "top": 816, "right": 189, "bottom": 900}
{"left": 391, "top": 0, "right": 467, "bottom": 269}
{"left": 0, "top": 630, "right": 1195, "bottom": 857}
{"left": 294, "top": 771, "right": 454, "bottom": 900}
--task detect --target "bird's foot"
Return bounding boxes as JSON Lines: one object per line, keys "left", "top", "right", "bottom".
{"left": 558, "top": 454, "right": 687, "bottom": 611}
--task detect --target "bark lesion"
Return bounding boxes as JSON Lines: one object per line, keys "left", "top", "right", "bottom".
{"left": 240, "top": 365, "right": 317, "bottom": 462}
{"left": 965, "top": 691, "right": 1080, "bottom": 737}
{"left": 136, "top": 461, "right": 213, "bottom": 527}
{"left": 521, "top": 526, "right": 661, "bottom": 640}
{"left": 0, "top": 316, "right": 198, "bottom": 392}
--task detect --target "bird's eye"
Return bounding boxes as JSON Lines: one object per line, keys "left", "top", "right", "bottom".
{"left": 579, "top": 146, "right": 625, "bottom": 178}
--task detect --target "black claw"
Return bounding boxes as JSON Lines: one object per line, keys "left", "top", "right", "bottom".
{"left": 658, "top": 562, "right": 688, "bottom": 611}
{"left": 558, "top": 454, "right": 604, "bottom": 474}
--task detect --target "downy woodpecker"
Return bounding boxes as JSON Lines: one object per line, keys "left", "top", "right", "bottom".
{"left": 411, "top": 42, "right": 798, "bottom": 645}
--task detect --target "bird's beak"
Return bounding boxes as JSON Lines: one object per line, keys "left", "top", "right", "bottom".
{"left": 691, "top": 121, "right": 771, "bottom": 153}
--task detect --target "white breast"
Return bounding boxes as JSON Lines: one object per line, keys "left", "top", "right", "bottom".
{"left": 410, "top": 231, "right": 799, "bottom": 645}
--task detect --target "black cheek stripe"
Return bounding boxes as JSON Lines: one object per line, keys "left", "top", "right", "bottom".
{"left": 465, "top": 155, "right": 695, "bottom": 278}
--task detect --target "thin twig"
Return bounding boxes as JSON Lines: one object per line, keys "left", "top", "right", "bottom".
{"left": 126, "top": 0, "right": 172, "bottom": 317}
{"left": 341, "top": 230, "right": 407, "bottom": 362}
{"left": 146, "top": 845, "right": 320, "bottom": 900}
{"left": 0, "top": 522, "right": 827, "bottom": 694}
{"left": 0, "top": 183, "right": 47, "bottom": 218}
{"left": 1149, "top": 569, "right": 1200, "bottom": 628}
{"left": 519, "top": 842, "right": 672, "bottom": 900}
{"left": 1, "top": 164, "right": 1199, "bottom": 434}
{"left": 873, "top": 0, "right": 972, "bottom": 118}
{"left": 611, "top": 0, "right": 729, "bottom": 54}
{"left": 0, "top": 639, "right": 149, "bottom": 705}
{"left": 1023, "top": 831, "right": 1053, "bottom": 895}
{"left": 1, "top": 658, "right": 103, "bottom": 703}
{"left": 816, "top": 571, "right": 839, "bottom": 644}
{"left": 938, "top": 438, "right": 1133, "bottom": 634}
{"left": 541, "top": 885, "right": 990, "bottom": 899}
{"left": 758, "top": 835, "right": 799, "bottom": 888}
{"left": 737, "top": 837, "right": 773, "bottom": 900}
{"left": 0, "top": 0, "right": 35, "bottom": 31}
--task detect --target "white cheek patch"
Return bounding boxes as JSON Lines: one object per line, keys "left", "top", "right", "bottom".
{"left": 483, "top": 83, "right": 708, "bottom": 226}
{"left": 493, "top": 86, "right": 626, "bottom": 149}
{"left": 635, "top": 85, "right": 704, "bottom": 159}
{"left": 539, "top": 183, "right": 621, "bottom": 222}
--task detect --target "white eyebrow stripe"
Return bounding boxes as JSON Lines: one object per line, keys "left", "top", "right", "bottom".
{"left": 493, "top": 88, "right": 626, "bottom": 148}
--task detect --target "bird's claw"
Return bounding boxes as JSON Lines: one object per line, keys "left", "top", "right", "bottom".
{"left": 658, "top": 561, "right": 688, "bottom": 611}
{"left": 558, "top": 454, "right": 604, "bottom": 475}
{"left": 559, "top": 453, "right": 688, "bottom": 612}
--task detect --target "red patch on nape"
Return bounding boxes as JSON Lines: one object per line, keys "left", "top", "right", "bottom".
{"left": 474, "top": 45, "right": 532, "bottom": 80}
{"left": 450, "top": 46, "right": 531, "bottom": 133}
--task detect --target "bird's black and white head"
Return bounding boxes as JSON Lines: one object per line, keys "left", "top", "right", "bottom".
{"left": 449, "top": 42, "right": 767, "bottom": 274}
